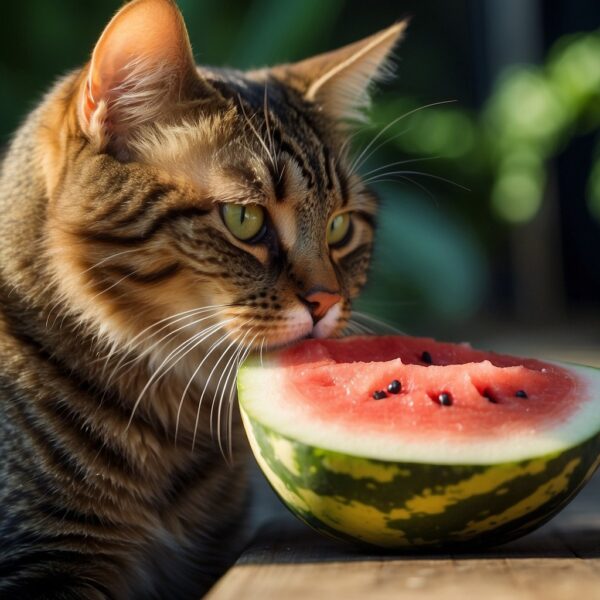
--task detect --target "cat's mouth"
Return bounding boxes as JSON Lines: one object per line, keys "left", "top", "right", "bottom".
{"left": 247, "top": 303, "right": 343, "bottom": 353}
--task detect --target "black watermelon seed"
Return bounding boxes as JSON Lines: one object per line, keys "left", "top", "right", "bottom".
{"left": 421, "top": 351, "right": 433, "bottom": 364}
{"left": 438, "top": 392, "right": 453, "bottom": 406}
{"left": 482, "top": 389, "right": 498, "bottom": 404}
{"left": 387, "top": 379, "right": 401, "bottom": 394}
{"left": 515, "top": 390, "right": 528, "bottom": 399}
{"left": 373, "top": 390, "right": 388, "bottom": 400}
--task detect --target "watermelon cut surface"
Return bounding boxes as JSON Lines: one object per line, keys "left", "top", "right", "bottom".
{"left": 239, "top": 336, "right": 600, "bottom": 548}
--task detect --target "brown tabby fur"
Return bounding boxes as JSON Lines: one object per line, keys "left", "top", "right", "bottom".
{"left": 0, "top": 1, "right": 404, "bottom": 597}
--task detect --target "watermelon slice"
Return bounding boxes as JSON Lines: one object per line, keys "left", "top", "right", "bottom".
{"left": 238, "top": 335, "right": 600, "bottom": 549}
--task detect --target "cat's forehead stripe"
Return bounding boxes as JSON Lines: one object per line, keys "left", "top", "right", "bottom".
{"left": 212, "top": 72, "right": 340, "bottom": 199}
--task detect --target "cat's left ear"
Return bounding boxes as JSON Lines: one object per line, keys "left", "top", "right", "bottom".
{"left": 78, "top": 0, "right": 201, "bottom": 156}
{"left": 271, "top": 21, "right": 407, "bottom": 123}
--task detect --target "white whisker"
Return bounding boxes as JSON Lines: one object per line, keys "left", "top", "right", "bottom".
{"left": 363, "top": 169, "right": 469, "bottom": 191}
{"left": 214, "top": 327, "right": 256, "bottom": 461}
{"left": 224, "top": 332, "right": 258, "bottom": 463}
{"left": 88, "top": 272, "right": 136, "bottom": 304}
{"left": 238, "top": 95, "right": 276, "bottom": 174}
{"left": 109, "top": 308, "right": 225, "bottom": 384}
{"left": 259, "top": 335, "right": 265, "bottom": 367}
{"left": 346, "top": 319, "right": 375, "bottom": 335}
{"left": 360, "top": 156, "right": 441, "bottom": 179}
{"left": 81, "top": 248, "right": 143, "bottom": 274}
{"left": 263, "top": 83, "right": 278, "bottom": 172}
{"left": 350, "top": 100, "right": 456, "bottom": 174}
{"left": 209, "top": 326, "right": 254, "bottom": 443}
{"left": 352, "top": 311, "right": 405, "bottom": 334}
{"left": 191, "top": 326, "right": 245, "bottom": 450}
{"left": 121, "top": 304, "right": 230, "bottom": 355}
{"left": 176, "top": 327, "right": 242, "bottom": 444}
{"left": 365, "top": 174, "right": 439, "bottom": 204}
{"left": 127, "top": 319, "right": 232, "bottom": 429}
{"left": 343, "top": 322, "right": 363, "bottom": 337}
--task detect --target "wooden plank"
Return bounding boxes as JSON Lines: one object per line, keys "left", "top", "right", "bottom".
{"left": 206, "top": 472, "right": 600, "bottom": 600}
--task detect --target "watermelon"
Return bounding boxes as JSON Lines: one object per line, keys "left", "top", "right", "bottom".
{"left": 238, "top": 335, "right": 600, "bottom": 549}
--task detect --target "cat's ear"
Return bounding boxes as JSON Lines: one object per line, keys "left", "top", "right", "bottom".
{"left": 78, "top": 0, "right": 199, "bottom": 154}
{"left": 272, "top": 21, "right": 407, "bottom": 123}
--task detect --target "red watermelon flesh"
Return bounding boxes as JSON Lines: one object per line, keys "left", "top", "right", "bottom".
{"left": 277, "top": 336, "right": 580, "bottom": 441}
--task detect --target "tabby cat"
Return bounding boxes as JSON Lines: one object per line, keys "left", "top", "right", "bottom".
{"left": 0, "top": 0, "right": 405, "bottom": 597}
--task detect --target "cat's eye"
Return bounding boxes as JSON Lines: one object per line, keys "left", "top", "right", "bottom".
{"left": 326, "top": 212, "right": 353, "bottom": 247}
{"left": 221, "top": 203, "right": 266, "bottom": 243}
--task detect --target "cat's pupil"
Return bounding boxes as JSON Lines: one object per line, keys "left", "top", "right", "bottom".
{"left": 239, "top": 206, "right": 246, "bottom": 224}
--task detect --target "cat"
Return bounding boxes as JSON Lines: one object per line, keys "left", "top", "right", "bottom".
{"left": 0, "top": 0, "right": 405, "bottom": 597}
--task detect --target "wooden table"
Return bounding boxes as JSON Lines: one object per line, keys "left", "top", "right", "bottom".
{"left": 207, "top": 471, "right": 600, "bottom": 599}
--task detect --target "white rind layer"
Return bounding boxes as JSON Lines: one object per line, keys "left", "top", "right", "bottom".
{"left": 238, "top": 360, "right": 600, "bottom": 465}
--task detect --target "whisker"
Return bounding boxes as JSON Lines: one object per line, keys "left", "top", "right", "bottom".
{"left": 81, "top": 248, "right": 144, "bottom": 274}
{"left": 127, "top": 319, "right": 231, "bottom": 429}
{"left": 360, "top": 156, "right": 441, "bottom": 179}
{"left": 351, "top": 311, "right": 405, "bottom": 334}
{"left": 214, "top": 328, "right": 256, "bottom": 462}
{"left": 88, "top": 271, "right": 136, "bottom": 304}
{"left": 363, "top": 170, "right": 470, "bottom": 191}
{"left": 55, "top": 268, "right": 143, "bottom": 332}
{"left": 224, "top": 332, "right": 259, "bottom": 464}
{"left": 346, "top": 319, "right": 375, "bottom": 335}
{"left": 109, "top": 308, "right": 225, "bottom": 384}
{"left": 175, "top": 327, "right": 239, "bottom": 442}
{"left": 263, "top": 83, "right": 278, "bottom": 173}
{"left": 214, "top": 339, "right": 246, "bottom": 457}
{"left": 238, "top": 94, "right": 276, "bottom": 174}
{"left": 121, "top": 304, "right": 230, "bottom": 355}
{"left": 342, "top": 322, "right": 362, "bottom": 337}
{"left": 259, "top": 335, "right": 265, "bottom": 367}
{"left": 191, "top": 326, "right": 246, "bottom": 450}
{"left": 209, "top": 325, "right": 254, "bottom": 444}
{"left": 353, "top": 123, "right": 414, "bottom": 173}
{"left": 176, "top": 326, "right": 243, "bottom": 444}
{"left": 336, "top": 124, "right": 375, "bottom": 167}
{"left": 349, "top": 100, "right": 457, "bottom": 174}
{"left": 101, "top": 304, "right": 228, "bottom": 380}
{"left": 366, "top": 174, "right": 439, "bottom": 205}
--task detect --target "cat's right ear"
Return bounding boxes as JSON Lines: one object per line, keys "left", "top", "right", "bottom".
{"left": 78, "top": 0, "right": 199, "bottom": 157}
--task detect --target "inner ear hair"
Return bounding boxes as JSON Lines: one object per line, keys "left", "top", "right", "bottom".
{"left": 78, "top": 0, "right": 202, "bottom": 156}
{"left": 271, "top": 20, "right": 408, "bottom": 123}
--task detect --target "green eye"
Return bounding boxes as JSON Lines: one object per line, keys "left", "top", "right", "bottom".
{"left": 221, "top": 203, "right": 266, "bottom": 242}
{"left": 327, "top": 212, "right": 352, "bottom": 247}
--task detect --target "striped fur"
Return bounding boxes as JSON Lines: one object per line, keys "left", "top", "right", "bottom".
{"left": 0, "top": 1, "right": 403, "bottom": 597}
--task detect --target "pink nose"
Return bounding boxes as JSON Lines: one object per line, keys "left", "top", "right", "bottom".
{"left": 302, "top": 290, "right": 341, "bottom": 322}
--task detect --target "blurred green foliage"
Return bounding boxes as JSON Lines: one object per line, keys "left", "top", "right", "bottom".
{"left": 487, "top": 32, "right": 600, "bottom": 223}
{"left": 0, "top": 2, "right": 598, "bottom": 333}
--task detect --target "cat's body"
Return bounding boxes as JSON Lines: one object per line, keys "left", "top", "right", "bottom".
{"left": 0, "top": 1, "right": 405, "bottom": 597}
{"left": 0, "top": 80, "right": 249, "bottom": 599}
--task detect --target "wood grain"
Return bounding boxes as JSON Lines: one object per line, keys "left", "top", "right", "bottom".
{"left": 206, "top": 472, "right": 600, "bottom": 600}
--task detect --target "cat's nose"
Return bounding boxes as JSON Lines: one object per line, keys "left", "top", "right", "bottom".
{"left": 299, "top": 288, "right": 342, "bottom": 322}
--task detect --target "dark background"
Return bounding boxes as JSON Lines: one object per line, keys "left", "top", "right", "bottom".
{"left": 1, "top": 0, "right": 599, "bottom": 356}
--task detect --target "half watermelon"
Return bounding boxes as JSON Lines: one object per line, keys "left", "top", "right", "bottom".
{"left": 238, "top": 335, "right": 600, "bottom": 548}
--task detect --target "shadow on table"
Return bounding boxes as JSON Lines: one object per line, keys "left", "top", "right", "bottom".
{"left": 238, "top": 518, "right": 600, "bottom": 565}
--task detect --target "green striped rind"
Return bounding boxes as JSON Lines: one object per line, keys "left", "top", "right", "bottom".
{"left": 241, "top": 408, "right": 600, "bottom": 548}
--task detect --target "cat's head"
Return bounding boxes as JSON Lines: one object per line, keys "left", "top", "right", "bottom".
{"left": 45, "top": 0, "right": 405, "bottom": 356}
